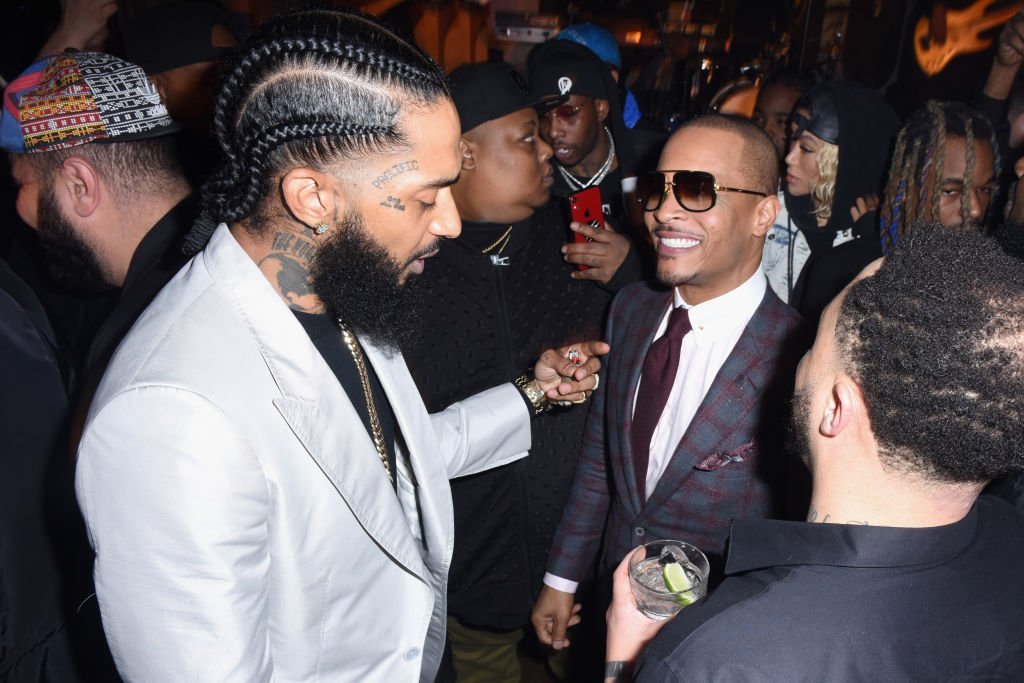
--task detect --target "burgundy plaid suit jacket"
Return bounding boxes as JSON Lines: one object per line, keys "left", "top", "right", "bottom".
{"left": 546, "top": 279, "right": 806, "bottom": 584}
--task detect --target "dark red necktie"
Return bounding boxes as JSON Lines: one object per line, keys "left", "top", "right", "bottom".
{"left": 631, "top": 306, "right": 692, "bottom": 499}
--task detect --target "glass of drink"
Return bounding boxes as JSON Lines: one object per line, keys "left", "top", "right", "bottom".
{"left": 627, "top": 540, "right": 710, "bottom": 620}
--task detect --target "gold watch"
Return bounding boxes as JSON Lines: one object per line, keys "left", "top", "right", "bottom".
{"left": 514, "top": 374, "right": 552, "bottom": 415}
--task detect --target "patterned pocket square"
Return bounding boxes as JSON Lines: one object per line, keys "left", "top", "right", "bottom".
{"left": 694, "top": 442, "right": 756, "bottom": 471}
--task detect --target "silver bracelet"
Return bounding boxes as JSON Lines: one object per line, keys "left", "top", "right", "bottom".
{"left": 605, "top": 660, "right": 632, "bottom": 681}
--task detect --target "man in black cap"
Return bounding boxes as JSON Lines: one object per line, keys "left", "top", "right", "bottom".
{"left": 402, "top": 61, "right": 614, "bottom": 683}
{"left": 527, "top": 39, "right": 651, "bottom": 290}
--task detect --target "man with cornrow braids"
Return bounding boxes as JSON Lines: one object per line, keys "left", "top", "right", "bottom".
{"left": 73, "top": 9, "right": 604, "bottom": 682}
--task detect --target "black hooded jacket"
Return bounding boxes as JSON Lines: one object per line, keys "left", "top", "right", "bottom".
{"left": 786, "top": 82, "right": 899, "bottom": 320}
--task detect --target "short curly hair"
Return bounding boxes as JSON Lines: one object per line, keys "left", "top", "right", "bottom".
{"left": 836, "top": 224, "right": 1024, "bottom": 483}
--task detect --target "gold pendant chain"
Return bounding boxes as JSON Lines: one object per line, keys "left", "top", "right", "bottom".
{"left": 480, "top": 224, "right": 513, "bottom": 255}
{"left": 338, "top": 320, "right": 394, "bottom": 483}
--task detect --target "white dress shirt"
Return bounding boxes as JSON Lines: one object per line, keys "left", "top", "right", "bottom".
{"left": 543, "top": 267, "right": 766, "bottom": 595}
{"left": 641, "top": 268, "right": 766, "bottom": 497}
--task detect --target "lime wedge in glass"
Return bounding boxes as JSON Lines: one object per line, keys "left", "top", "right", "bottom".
{"left": 662, "top": 561, "right": 695, "bottom": 607}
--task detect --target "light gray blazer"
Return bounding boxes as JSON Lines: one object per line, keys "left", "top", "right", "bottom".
{"left": 75, "top": 225, "right": 532, "bottom": 682}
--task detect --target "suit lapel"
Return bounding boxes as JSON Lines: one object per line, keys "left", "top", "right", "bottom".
{"left": 201, "top": 227, "right": 431, "bottom": 583}
{"left": 274, "top": 387, "right": 430, "bottom": 582}
{"left": 362, "top": 341, "right": 453, "bottom": 575}
{"left": 642, "top": 294, "right": 775, "bottom": 513}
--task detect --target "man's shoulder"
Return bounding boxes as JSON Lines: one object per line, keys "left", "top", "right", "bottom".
{"left": 977, "top": 494, "right": 1024, "bottom": 546}
{"left": 93, "top": 255, "right": 253, "bottom": 405}
{"left": 639, "top": 565, "right": 793, "bottom": 680}
{"left": 0, "top": 262, "right": 56, "bottom": 355}
{"left": 754, "top": 286, "right": 802, "bottom": 329}
{"left": 605, "top": 280, "right": 671, "bottom": 334}
{"left": 745, "top": 288, "right": 807, "bottom": 367}
{"left": 641, "top": 503, "right": 1024, "bottom": 680}
{"left": 615, "top": 279, "right": 670, "bottom": 307}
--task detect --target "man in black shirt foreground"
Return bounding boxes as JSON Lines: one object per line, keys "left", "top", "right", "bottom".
{"left": 605, "top": 225, "right": 1024, "bottom": 680}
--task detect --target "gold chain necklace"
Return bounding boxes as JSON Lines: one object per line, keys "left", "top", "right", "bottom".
{"left": 480, "top": 224, "right": 513, "bottom": 255}
{"left": 337, "top": 320, "right": 394, "bottom": 483}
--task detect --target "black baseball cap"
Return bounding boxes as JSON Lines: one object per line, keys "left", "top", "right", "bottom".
{"left": 448, "top": 62, "right": 566, "bottom": 134}
{"left": 527, "top": 39, "right": 611, "bottom": 101}
{"left": 791, "top": 85, "right": 840, "bottom": 145}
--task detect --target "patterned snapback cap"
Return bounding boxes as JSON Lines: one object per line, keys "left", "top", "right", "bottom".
{"left": 0, "top": 50, "right": 178, "bottom": 154}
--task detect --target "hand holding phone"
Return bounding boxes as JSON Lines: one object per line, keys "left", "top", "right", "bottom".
{"left": 569, "top": 188, "right": 606, "bottom": 270}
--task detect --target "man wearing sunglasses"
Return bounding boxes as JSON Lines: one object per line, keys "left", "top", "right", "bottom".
{"left": 605, "top": 228, "right": 1024, "bottom": 681}
{"left": 533, "top": 114, "right": 806, "bottom": 656}
{"left": 527, "top": 39, "right": 651, "bottom": 290}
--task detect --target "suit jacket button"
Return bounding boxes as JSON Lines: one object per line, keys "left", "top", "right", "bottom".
{"left": 404, "top": 648, "right": 420, "bottom": 661}
{"left": 634, "top": 526, "right": 645, "bottom": 536}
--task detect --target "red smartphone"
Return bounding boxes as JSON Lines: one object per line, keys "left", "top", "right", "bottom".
{"left": 569, "top": 187, "right": 605, "bottom": 270}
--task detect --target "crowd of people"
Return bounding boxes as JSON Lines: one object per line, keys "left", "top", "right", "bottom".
{"left": 3, "top": 3, "right": 1024, "bottom": 682}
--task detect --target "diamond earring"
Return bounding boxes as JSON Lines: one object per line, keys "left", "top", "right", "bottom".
{"left": 313, "top": 223, "right": 328, "bottom": 235}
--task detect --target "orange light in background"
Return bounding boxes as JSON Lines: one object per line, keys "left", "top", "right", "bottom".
{"left": 624, "top": 31, "right": 642, "bottom": 44}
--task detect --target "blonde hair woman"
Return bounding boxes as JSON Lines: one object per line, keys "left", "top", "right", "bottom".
{"left": 761, "top": 81, "right": 898, "bottom": 321}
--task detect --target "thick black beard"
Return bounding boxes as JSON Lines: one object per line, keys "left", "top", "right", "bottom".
{"left": 309, "top": 210, "right": 425, "bottom": 353}
{"left": 786, "top": 388, "right": 813, "bottom": 469}
{"left": 37, "top": 185, "right": 111, "bottom": 293}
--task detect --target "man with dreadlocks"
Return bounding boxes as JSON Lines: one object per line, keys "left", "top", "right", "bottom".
{"left": 798, "top": 101, "right": 999, "bottom": 309}
{"left": 73, "top": 10, "right": 603, "bottom": 682}
{"left": 880, "top": 101, "right": 999, "bottom": 251}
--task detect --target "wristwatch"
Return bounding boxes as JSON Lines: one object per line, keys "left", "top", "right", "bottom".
{"left": 514, "top": 374, "right": 552, "bottom": 415}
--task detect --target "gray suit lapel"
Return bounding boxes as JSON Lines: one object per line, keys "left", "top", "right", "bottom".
{"left": 362, "top": 341, "right": 453, "bottom": 575}
{"left": 274, "top": 385, "right": 430, "bottom": 583}
{"left": 204, "top": 226, "right": 432, "bottom": 582}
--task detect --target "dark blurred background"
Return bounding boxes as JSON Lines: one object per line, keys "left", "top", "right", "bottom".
{"left": 0, "top": 1, "right": 1010, "bottom": 122}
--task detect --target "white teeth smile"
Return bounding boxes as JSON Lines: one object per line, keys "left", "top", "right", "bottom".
{"left": 661, "top": 237, "right": 700, "bottom": 248}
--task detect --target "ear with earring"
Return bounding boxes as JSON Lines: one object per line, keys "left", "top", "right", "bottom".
{"left": 314, "top": 223, "right": 329, "bottom": 235}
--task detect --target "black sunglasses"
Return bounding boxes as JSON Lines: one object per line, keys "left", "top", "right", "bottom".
{"left": 636, "top": 170, "right": 768, "bottom": 213}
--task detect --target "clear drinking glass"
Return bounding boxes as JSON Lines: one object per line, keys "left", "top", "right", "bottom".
{"left": 627, "top": 540, "right": 710, "bottom": 620}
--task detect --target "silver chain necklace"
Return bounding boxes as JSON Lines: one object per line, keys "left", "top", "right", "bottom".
{"left": 557, "top": 127, "right": 616, "bottom": 191}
